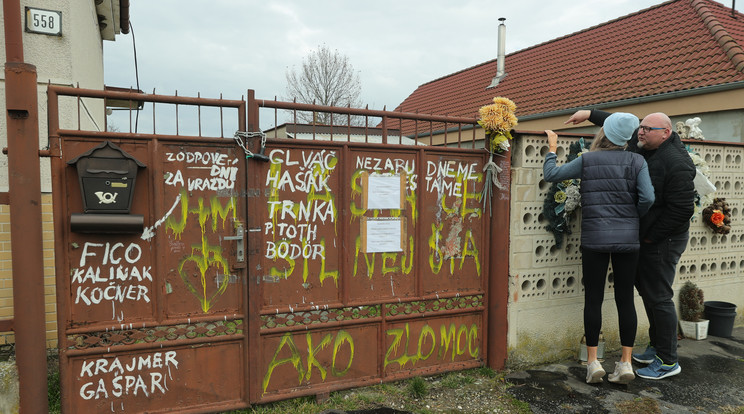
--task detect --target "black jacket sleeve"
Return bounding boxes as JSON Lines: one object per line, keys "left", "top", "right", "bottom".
{"left": 589, "top": 109, "right": 611, "bottom": 126}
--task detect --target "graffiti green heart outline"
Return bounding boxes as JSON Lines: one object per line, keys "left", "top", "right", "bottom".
{"left": 178, "top": 245, "right": 230, "bottom": 313}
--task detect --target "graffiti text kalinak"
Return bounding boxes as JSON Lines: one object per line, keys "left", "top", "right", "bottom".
{"left": 72, "top": 242, "right": 152, "bottom": 309}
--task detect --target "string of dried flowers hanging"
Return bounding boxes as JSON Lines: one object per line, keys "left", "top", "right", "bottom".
{"left": 701, "top": 197, "right": 731, "bottom": 234}
{"left": 478, "top": 97, "right": 518, "bottom": 215}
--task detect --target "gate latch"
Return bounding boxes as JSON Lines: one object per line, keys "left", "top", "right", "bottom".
{"left": 223, "top": 225, "right": 245, "bottom": 265}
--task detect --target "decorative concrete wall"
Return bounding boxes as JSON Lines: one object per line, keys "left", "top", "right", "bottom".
{"left": 507, "top": 132, "right": 744, "bottom": 367}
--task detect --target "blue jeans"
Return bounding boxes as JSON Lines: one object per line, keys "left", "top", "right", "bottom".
{"left": 635, "top": 232, "right": 688, "bottom": 364}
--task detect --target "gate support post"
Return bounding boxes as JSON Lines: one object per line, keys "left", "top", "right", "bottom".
{"left": 487, "top": 153, "right": 510, "bottom": 370}
{"left": 3, "top": 0, "right": 49, "bottom": 412}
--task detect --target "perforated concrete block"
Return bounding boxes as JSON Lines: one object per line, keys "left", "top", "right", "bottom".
{"left": 709, "top": 232, "right": 732, "bottom": 254}
{"left": 697, "top": 256, "right": 721, "bottom": 280}
{"left": 687, "top": 229, "right": 710, "bottom": 255}
{"left": 676, "top": 256, "right": 700, "bottom": 284}
{"left": 728, "top": 229, "right": 744, "bottom": 250}
{"left": 723, "top": 148, "right": 744, "bottom": 170}
{"left": 727, "top": 200, "right": 742, "bottom": 225}
{"left": 734, "top": 181, "right": 744, "bottom": 199}
{"left": 512, "top": 203, "right": 547, "bottom": 236}
{"left": 702, "top": 147, "right": 725, "bottom": 171}
{"left": 717, "top": 254, "right": 739, "bottom": 278}
{"left": 560, "top": 235, "right": 582, "bottom": 265}
{"left": 532, "top": 235, "right": 563, "bottom": 268}
{"left": 512, "top": 270, "right": 549, "bottom": 301}
{"left": 710, "top": 172, "right": 734, "bottom": 198}
{"left": 513, "top": 136, "right": 551, "bottom": 168}
{"left": 548, "top": 266, "right": 582, "bottom": 299}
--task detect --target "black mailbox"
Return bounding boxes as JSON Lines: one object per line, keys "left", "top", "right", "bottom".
{"left": 67, "top": 141, "right": 146, "bottom": 233}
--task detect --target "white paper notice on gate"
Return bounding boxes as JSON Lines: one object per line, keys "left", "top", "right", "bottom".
{"left": 361, "top": 217, "right": 405, "bottom": 253}
{"left": 363, "top": 172, "right": 406, "bottom": 210}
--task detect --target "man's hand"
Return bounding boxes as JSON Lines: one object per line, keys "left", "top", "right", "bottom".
{"left": 564, "top": 110, "right": 591, "bottom": 125}
{"left": 545, "top": 130, "right": 558, "bottom": 153}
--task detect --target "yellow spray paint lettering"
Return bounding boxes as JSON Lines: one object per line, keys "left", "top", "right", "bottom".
{"left": 263, "top": 149, "right": 339, "bottom": 282}
{"left": 428, "top": 223, "right": 445, "bottom": 274}
{"left": 382, "top": 252, "right": 400, "bottom": 274}
{"left": 428, "top": 225, "right": 481, "bottom": 276}
{"left": 262, "top": 333, "right": 304, "bottom": 393}
{"left": 305, "top": 332, "right": 333, "bottom": 382}
{"left": 166, "top": 190, "right": 236, "bottom": 313}
{"left": 316, "top": 239, "right": 339, "bottom": 285}
{"left": 262, "top": 330, "right": 355, "bottom": 394}
{"left": 385, "top": 322, "right": 479, "bottom": 369}
{"left": 331, "top": 330, "right": 354, "bottom": 376}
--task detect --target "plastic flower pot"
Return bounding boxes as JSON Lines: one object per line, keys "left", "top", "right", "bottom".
{"left": 704, "top": 301, "right": 737, "bottom": 337}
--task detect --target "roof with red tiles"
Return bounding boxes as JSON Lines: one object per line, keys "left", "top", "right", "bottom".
{"left": 393, "top": 0, "right": 744, "bottom": 134}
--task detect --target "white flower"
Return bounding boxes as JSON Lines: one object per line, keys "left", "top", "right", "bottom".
{"left": 564, "top": 185, "right": 581, "bottom": 213}
{"left": 498, "top": 139, "right": 510, "bottom": 152}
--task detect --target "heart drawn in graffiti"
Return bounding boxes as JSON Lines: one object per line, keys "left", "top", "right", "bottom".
{"left": 164, "top": 190, "right": 239, "bottom": 313}
{"left": 178, "top": 245, "right": 231, "bottom": 313}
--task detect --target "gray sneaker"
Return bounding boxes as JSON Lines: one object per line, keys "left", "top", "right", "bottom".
{"left": 586, "top": 360, "right": 605, "bottom": 383}
{"left": 632, "top": 345, "right": 656, "bottom": 364}
{"left": 608, "top": 361, "right": 635, "bottom": 384}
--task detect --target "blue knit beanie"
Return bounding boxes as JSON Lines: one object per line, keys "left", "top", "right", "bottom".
{"left": 603, "top": 112, "right": 639, "bottom": 146}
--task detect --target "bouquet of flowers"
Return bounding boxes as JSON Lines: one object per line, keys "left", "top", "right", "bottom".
{"left": 478, "top": 97, "right": 518, "bottom": 153}
{"left": 543, "top": 138, "right": 589, "bottom": 247}
{"left": 479, "top": 97, "right": 518, "bottom": 216}
{"left": 701, "top": 197, "right": 731, "bottom": 234}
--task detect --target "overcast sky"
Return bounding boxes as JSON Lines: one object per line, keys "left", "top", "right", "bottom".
{"left": 103, "top": 0, "right": 721, "bottom": 130}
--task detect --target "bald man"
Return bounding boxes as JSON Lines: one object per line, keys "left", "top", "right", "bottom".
{"left": 565, "top": 109, "right": 695, "bottom": 380}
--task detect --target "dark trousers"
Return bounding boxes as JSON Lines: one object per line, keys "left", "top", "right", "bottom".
{"left": 582, "top": 249, "right": 638, "bottom": 347}
{"left": 635, "top": 232, "right": 688, "bottom": 364}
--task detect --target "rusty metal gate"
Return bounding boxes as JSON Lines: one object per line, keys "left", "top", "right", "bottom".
{"left": 49, "top": 86, "right": 509, "bottom": 413}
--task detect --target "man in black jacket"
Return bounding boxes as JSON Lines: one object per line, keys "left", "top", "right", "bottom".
{"left": 565, "top": 109, "right": 696, "bottom": 380}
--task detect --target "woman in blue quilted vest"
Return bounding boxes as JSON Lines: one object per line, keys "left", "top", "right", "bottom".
{"left": 543, "top": 112, "right": 654, "bottom": 384}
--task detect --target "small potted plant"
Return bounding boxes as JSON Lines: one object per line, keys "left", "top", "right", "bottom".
{"left": 678, "top": 281, "right": 709, "bottom": 340}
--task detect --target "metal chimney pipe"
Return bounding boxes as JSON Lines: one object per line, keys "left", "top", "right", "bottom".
{"left": 487, "top": 18, "right": 507, "bottom": 89}
{"left": 497, "top": 17, "right": 506, "bottom": 77}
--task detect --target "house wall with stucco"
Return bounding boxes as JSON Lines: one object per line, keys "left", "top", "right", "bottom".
{"left": 506, "top": 130, "right": 744, "bottom": 367}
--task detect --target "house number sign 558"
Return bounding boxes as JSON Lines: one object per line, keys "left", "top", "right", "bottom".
{"left": 25, "top": 7, "right": 62, "bottom": 36}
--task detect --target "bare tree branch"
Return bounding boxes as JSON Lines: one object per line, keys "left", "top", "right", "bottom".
{"left": 285, "top": 45, "right": 364, "bottom": 126}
